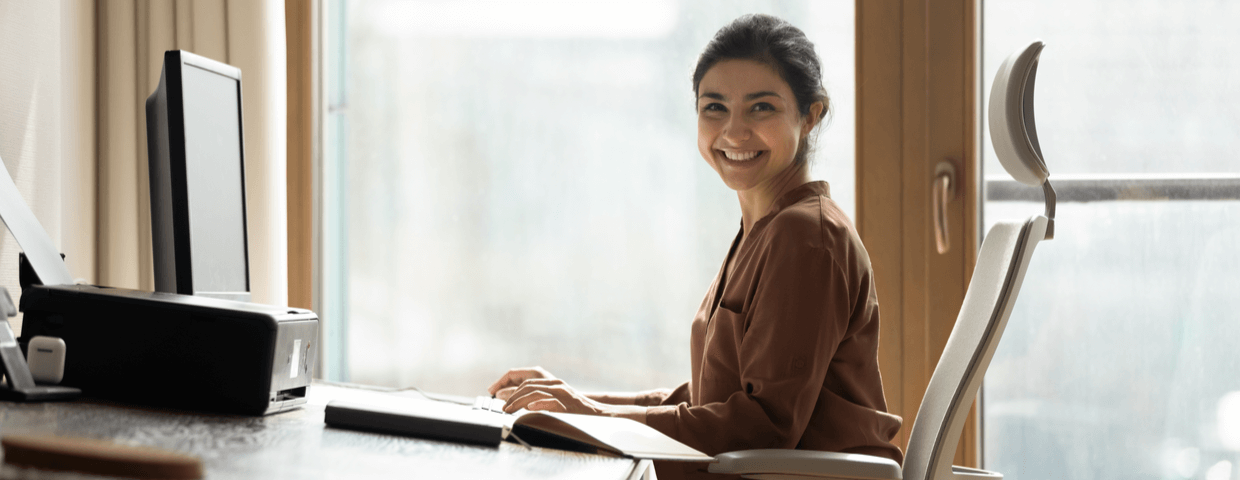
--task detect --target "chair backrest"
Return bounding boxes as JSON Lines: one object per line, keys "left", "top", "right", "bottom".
{"left": 901, "top": 38, "right": 1055, "bottom": 480}
{"left": 901, "top": 215, "right": 1048, "bottom": 480}
{"left": 900, "top": 39, "right": 1055, "bottom": 480}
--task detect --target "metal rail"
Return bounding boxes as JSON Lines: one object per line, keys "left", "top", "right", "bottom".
{"left": 985, "top": 174, "right": 1240, "bottom": 202}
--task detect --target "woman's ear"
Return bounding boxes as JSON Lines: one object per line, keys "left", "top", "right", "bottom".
{"left": 802, "top": 101, "right": 826, "bottom": 135}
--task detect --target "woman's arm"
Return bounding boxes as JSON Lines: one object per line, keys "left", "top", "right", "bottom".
{"left": 585, "top": 392, "right": 642, "bottom": 405}
{"left": 586, "top": 387, "right": 679, "bottom": 406}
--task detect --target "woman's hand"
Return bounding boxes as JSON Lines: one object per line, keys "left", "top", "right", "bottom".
{"left": 500, "top": 378, "right": 648, "bottom": 424}
{"left": 488, "top": 368, "right": 648, "bottom": 422}
{"left": 487, "top": 366, "right": 557, "bottom": 401}
{"left": 501, "top": 378, "right": 607, "bottom": 415}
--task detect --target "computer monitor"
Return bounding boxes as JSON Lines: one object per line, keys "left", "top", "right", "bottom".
{"left": 146, "top": 50, "right": 251, "bottom": 302}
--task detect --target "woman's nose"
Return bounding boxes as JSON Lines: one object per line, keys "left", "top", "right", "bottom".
{"left": 720, "top": 113, "right": 751, "bottom": 144}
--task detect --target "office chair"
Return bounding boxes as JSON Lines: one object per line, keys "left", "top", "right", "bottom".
{"left": 707, "top": 39, "right": 1055, "bottom": 480}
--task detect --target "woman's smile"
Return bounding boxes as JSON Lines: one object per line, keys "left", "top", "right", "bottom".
{"left": 718, "top": 149, "right": 766, "bottom": 162}
{"left": 696, "top": 59, "right": 813, "bottom": 196}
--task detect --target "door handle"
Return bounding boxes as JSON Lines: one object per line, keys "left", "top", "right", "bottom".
{"left": 933, "top": 161, "right": 957, "bottom": 254}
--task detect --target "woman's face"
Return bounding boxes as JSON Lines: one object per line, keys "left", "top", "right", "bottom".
{"left": 697, "top": 59, "right": 813, "bottom": 194}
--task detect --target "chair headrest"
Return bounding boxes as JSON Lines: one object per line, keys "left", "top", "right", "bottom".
{"left": 988, "top": 40, "right": 1048, "bottom": 187}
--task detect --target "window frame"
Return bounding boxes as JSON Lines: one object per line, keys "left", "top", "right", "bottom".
{"left": 856, "top": 0, "right": 982, "bottom": 468}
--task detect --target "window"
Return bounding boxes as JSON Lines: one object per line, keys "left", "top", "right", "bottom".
{"left": 982, "top": 2, "right": 1240, "bottom": 479}
{"left": 323, "top": 1, "right": 856, "bottom": 395}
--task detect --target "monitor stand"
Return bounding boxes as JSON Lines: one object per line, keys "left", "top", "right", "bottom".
{"left": 0, "top": 287, "right": 79, "bottom": 402}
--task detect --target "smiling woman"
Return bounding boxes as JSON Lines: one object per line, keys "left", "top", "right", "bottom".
{"left": 695, "top": 59, "right": 823, "bottom": 222}
{"left": 488, "top": 14, "right": 899, "bottom": 480}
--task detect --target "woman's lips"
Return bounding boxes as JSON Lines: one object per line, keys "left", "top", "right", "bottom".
{"left": 718, "top": 149, "right": 767, "bottom": 164}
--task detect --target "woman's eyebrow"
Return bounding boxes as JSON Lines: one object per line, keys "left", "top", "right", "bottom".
{"left": 697, "top": 91, "right": 783, "bottom": 102}
{"left": 744, "top": 91, "right": 781, "bottom": 101}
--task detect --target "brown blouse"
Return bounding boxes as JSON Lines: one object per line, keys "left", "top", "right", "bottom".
{"left": 637, "top": 181, "right": 902, "bottom": 479}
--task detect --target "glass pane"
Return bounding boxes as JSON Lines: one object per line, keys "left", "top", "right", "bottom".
{"left": 330, "top": 0, "right": 855, "bottom": 394}
{"left": 982, "top": 1, "right": 1240, "bottom": 176}
{"left": 982, "top": 2, "right": 1240, "bottom": 479}
{"left": 983, "top": 200, "right": 1240, "bottom": 480}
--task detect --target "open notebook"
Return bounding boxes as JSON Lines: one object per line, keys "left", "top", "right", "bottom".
{"left": 324, "top": 394, "right": 711, "bottom": 462}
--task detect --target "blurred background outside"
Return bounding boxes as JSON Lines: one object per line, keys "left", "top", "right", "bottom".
{"left": 326, "top": 1, "right": 1240, "bottom": 479}
{"left": 981, "top": 2, "right": 1240, "bottom": 480}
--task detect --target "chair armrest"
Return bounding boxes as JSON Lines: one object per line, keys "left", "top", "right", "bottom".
{"left": 707, "top": 449, "right": 902, "bottom": 480}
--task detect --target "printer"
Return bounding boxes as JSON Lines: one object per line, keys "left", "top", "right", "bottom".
{"left": 18, "top": 276, "right": 318, "bottom": 415}
{"left": 0, "top": 156, "right": 317, "bottom": 415}
{"left": 2, "top": 50, "right": 318, "bottom": 415}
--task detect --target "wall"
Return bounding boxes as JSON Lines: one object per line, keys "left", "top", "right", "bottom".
{"left": 0, "top": 0, "right": 95, "bottom": 333}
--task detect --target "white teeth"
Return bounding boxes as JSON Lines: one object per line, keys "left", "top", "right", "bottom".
{"left": 723, "top": 150, "right": 761, "bottom": 161}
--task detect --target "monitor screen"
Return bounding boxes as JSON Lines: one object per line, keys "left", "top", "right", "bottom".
{"left": 147, "top": 50, "right": 250, "bottom": 302}
{"left": 181, "top": 64, "right": 248, "bottom": 295}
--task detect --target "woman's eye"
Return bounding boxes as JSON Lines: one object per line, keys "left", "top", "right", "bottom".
{"left": 751, "top": 102, "right": 775, "bottom": 112}
{"left": 701, "top": 103, "right": 726, "bottom": 113}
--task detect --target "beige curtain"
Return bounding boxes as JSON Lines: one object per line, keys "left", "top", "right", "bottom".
{"left": 97, "top": 0, "right": 288, "bottom": 306}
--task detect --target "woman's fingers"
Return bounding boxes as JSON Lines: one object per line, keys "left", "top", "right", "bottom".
{"left": 504, "top": 384, "right": 572, "bottom": 413}
{"left": 486, "top": 369, "right": 530, "bottom": 395}
{"left": 501, "top": 382, "right": 603, "bottom": 416}
{"left": 487, "top": 367, "right": 556, "bottom": 396}
{"left": 516, "top": 378, "right": 564, "bottom": 387}
{"left": 494, "top": 386, "right": 518, "bottom": 401}
{"left": 497, "top": 378, "right": 564, "bottom": 400}
{"left": 504, "top": 386, "right": 562, "bottom": 413}
{"left": 525, "top": 398, "right": 566, "bottom": 413}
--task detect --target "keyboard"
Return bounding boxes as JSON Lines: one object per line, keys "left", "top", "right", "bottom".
{"left": 471, "top": 396, "right": 507, "bottom": 414}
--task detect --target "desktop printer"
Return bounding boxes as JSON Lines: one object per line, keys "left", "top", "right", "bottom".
{"left": 18, "top": 272, "right": 318, "bottom": 415}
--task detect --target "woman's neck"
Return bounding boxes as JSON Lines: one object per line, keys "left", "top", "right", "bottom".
{"left": 736, "top": 162, "right": 813, "bottom": 237}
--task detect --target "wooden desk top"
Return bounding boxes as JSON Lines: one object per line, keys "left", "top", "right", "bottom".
{"left": 0, "top": 382, "right": 646, "bottom": 479}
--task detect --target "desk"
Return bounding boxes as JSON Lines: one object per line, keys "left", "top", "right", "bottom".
{"left": 0, "top": 382, "right": 653, "bottom": 479}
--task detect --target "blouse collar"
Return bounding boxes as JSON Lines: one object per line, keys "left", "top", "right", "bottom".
{"left": 763, "top": 180, "right": 832, "bottom": 219}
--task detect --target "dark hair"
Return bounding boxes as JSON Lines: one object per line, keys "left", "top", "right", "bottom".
{"left": 693, "top": 14, "right": 831, "bottom": 163}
